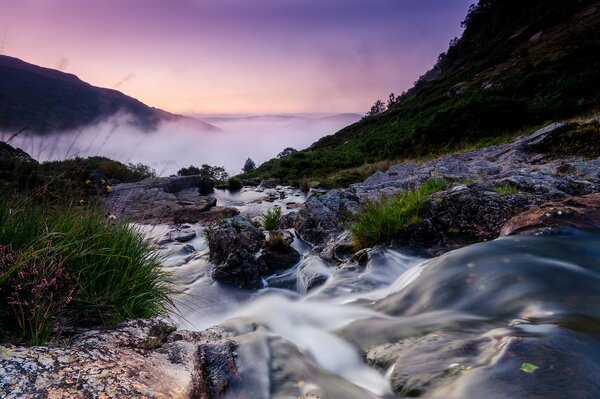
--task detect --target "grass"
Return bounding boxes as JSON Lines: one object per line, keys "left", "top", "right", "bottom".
{"left": 350, "top": 178, "right": 448, "bottom": 249}
{"left": 494, "top": 182, "right": 519, "bottom": 196}
{"left": 260, "top": 207, "right": 282, "bottom": 231}
{"left": 0, "top": 196, "right": 172, "bottom": 343}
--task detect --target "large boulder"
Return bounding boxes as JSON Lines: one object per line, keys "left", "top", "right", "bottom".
{"left": 500, "top": 193, "right": 600, "bottom": 236}
{"left": 258, "top": 244, "right": 301, "bottom": 276}
{"left": 207, "top": 217, "right": 265, "bottom": 289}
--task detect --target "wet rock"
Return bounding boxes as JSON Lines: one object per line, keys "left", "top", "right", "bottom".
{"left": 159, "top": 227, "right": 197, "bottom": 244}
{"left": 241, "top": 178, "right": 260, "bottom": 187}
{"left": 258, "top": 245, "right": 301, "bottom": 275}
{"left": 501, "top": 193, "right": 600, "bottom": 236}
{"left": 189, "top": 341, "right": 240, "bottom": 399}
{"left": 320, "top": 231, "right": 354, "bottom": 263}
{"left": 279, "top": 211, "right": 298, "bottom": 229}
{"left": 294, "top": 189, "right": 360, "bottom": 246}
{"left": 207, "top": 217, "right": 265, "bottom": 289}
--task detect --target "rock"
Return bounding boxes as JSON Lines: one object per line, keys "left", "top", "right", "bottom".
{"left": 207, "top": 217, "right": 265, "bottom": 289}
{"left": 500, "top": 193, "right": 600, "bottom": 236}
{"left": 258, "top": 179, "right": 279, "bottom": 190}
{"left": 279, "top": 211, "right": 298, "bottom": 229}
{"left": 294, "top": 189, "right": 360, "bottom": 246}
{"left": 320, "top": 231, "right": 354, "bottom": 263}
{"left": 258, "top": 245, "right": 301, "bottom": 275}
{"left": 189, "top": 341, "right": 240, "bottom": 399}
{"left": 104, "top": 175, "right": 220, "bottom": 224}
{"left": 0, "top": 319, "right": 197, "bottom": 399}
{"left": 159, "top": 227, "right": 197, "bottom": 244}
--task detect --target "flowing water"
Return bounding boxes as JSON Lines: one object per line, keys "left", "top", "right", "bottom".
{"left": 140, "top": 188, "right": 600, "bottom": 398}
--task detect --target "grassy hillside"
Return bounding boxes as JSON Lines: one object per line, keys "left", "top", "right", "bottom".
{"left": 249, "top": 0, "right": 600, "bottom": 186}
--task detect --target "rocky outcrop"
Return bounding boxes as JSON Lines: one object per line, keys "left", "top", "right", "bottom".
{"left": 207, "top": 218, "right": 303, "bottom": 289}
{"left": 292, "top": 121, "right": 600, "bottom": 257}
{"left": 0, "top": 319, "right": 218, "bottom": 399}
{"left": 104, "top": 175, "right": 236, "bottom": 224}
{"left": 500, "top": 192, "right": 600, "bottom": 236}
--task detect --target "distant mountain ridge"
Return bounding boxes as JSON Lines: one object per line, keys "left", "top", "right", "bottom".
{"left": 0, "top": 55, "right": 218, "bottom": 134}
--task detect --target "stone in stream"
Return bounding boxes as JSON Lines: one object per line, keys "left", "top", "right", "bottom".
{"left": 207, "top": 216, "right": 265, "bottom": 290}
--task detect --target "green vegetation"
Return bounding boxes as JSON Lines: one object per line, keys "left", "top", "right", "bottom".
{"left": 260, "top": 207, "right": 282, "bottom": 231}
{"left": 350, "top": 178, "right": 448, "bottom": 249}
{"left": 227, "top": 177, "right": 243, "bottom": 191}
{"left": 0, "top": 146, "right": 156, "bottom": 199}
{"left": 246, "top": 0, "right": 600, "bottom": 186}
{"left": 266, "top": 232, "right": 287, "bottom": 250}
{"left": 494, "top": 182, "right": 519, "bottom": 196}
{"left": 0, "top": 197, "right": 171, "bottom": 344}
{"left": 177, "top": 164, "right": 229, "bottom": 182}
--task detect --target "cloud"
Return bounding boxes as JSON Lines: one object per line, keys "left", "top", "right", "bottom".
{"left": 3, "top": 112, "right": 360, "bottom": 176}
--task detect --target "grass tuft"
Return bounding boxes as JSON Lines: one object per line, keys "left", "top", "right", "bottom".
{"left": 493, "top": 182, "right": 519, "bottom": 196}
{"left": 260, "top": 207, "right": 282, "bottom": 231}
{"left": 0, "top": 197, "right": 172, "bottom": 342}
{"left": 350, "top": 178, "right": 447, "bottom": 249}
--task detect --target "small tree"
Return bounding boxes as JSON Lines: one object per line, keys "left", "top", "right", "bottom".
{"left": 242, "top": 158, "right": 256, "bottom": 173}
{"left": 366, "top": 100, "right": 386, "bottom": 117}
{"left": 277, "top": 147, "right": 298, "bottom": 158}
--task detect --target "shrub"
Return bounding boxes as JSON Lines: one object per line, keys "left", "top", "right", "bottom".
{"left": 0, "top": 244, "right": 73, "bottom": 345}
{"left": 0, "top": 197, "right": 172, "bottom": 340}
{"left": 350, "top": 178, "right": 447, "bottom": 249}
{"left": 260, "top": 207, "right": 282, "bottom": 231}
{"left": 494, "top": 182, "right": 519, "bottom": 195}
{"left": 228, "top": 177, "right": 243, "bottom": 191}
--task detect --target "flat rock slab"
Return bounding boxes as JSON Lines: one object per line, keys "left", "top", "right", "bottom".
{"left": 104, "top": 175, "right": 237, "bottom": 225}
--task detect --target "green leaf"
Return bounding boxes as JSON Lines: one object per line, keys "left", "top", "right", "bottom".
{"left": 520, "top": 362, "right": 540, "bottom": 373}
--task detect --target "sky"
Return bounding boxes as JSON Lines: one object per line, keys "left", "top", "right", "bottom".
{"left": 0, "top": 0, "right": 474, "bottom": 115}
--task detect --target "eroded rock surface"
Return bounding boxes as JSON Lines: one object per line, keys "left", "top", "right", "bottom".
{"left": 0, "top": 320, "right": 227, "bottom": 399}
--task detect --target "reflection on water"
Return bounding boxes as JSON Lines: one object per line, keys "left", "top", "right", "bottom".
{"left": 142, "top": 211, "right": 600, "bottom": 398}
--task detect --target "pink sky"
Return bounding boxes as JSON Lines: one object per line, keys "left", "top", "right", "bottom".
{"left": 0, "top": 0, "right": 473, "bottom": 114}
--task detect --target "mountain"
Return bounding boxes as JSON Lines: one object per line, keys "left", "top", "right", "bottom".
{"left": 251, "top": 0, "right": 600, "bottom": 185}
{"left": 0, "top": 55, "right": 218, "bottom": 134}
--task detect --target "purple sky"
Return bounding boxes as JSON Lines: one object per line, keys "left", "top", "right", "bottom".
{"left": 0, "top": 0, "right": 474, "bottom": 114}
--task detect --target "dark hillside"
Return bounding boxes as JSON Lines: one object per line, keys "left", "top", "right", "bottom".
{"left": 0, "top": 55, "right": 218, "bottom": 134}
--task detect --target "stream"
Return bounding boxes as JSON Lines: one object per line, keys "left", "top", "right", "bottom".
{"left": 139, "top": 187, "right": 600, "bottom": 398}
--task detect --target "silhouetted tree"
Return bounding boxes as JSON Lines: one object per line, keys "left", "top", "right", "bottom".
{"left": 242, "top": 158, "right": 256, "bottom": 173}
{"left": 366, "top": 100, "right": 386, "bottom": 117}
{"left": 277, "top": 147, "right": 298, "bottom": 158}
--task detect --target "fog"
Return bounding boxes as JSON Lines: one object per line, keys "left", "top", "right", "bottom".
{"left": 2, "top": 112, "right": 360, "bottom": 176}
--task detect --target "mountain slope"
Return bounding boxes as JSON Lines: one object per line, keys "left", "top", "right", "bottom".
{"left": 251, "top": 0, "right": 600, "bottom": 185}
{"left": 0, "top": 55, "right": 218, "bottom": 134}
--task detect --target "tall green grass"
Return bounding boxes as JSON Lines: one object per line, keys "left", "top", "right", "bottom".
{"left": 350, "top": 178, "right": 447, "bottom": 249}
{"left": 260, "top": 207, "right": 282, "bottom": 231}
{"left": 0, "top": 197, "right": 172, "bottom": 342}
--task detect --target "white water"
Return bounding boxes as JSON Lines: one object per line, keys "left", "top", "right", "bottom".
{"left": 137, "top": 186, "right": 428, "bottom": 397}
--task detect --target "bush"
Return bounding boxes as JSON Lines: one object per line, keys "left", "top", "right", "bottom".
{"left": 260, "top": 207, "right": 282, "bottom": 231}
{"left": 350, "top": 178, "right": 447, "bottom": 249}
{"left": 0, "top": 197, "right": 172, "bottom": 342}
{"left": 228, "top": 177, "right": 243, "bottom": 191}
{"left": 0, "top": 244, "right": 73, "bottom": 345}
